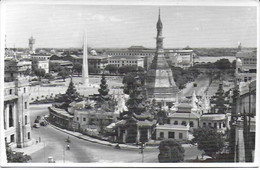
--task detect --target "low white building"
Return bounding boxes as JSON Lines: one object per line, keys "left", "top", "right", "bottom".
{"left": 199, "top": 113, "right": 231, "bottom": 133}
{"left": 37, "top": 60, "right": 49, "bottom": 73}
{"left": 156, "top": 124, "right": 189, "bottom": 140}
{"left": 107, "top": 55, "right": 144, "bottom": 68}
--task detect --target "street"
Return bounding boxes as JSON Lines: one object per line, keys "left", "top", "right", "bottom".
{"left": 181, "top": 74, "right": 210, "bottom": 97}
{"left": 29, "top": 104, "right": 202, "bottom": 163}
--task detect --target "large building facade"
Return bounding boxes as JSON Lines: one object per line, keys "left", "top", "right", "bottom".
{"left": 4, "top": 59, "right": 33, "bottom": 148}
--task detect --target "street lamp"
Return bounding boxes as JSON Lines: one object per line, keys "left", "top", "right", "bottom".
{"left": 139, "top": 142, "right": 145, "bottom": 163}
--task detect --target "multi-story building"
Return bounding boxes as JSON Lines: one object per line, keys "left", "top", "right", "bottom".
{"left": 107, "top": 55, "right": 144, "bottom": 68}
{"left": 236, "top": 50, "right": 257, "bottom": 83}
{"left": 4, "top": 59, "right": 33, "bottom": 149}
{"left": 168, "top": 49, "right": 196, "bottom": 69}
{"left": 105, "top": 46, "right": 196, "bottom": 69}
{"left": 31, "top": 54, "right": 51, "bottom": 60}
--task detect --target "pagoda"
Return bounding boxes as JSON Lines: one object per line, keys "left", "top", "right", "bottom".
{"left": 146, "top": 9, "right": 179, "bottom": 102}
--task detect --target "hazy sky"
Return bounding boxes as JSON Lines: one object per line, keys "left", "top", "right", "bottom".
{"left": 4, "top": 4, "right": 257, "bottom": 48}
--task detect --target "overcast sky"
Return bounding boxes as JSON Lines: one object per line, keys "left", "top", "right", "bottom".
{"left": 4, "top": 4, "right": 257, "bottom": 48}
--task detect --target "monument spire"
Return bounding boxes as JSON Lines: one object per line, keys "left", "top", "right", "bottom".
{"left": 82, "top": 30, "right": 89, "bottom": 85}
{"left": 146, "top": 9, "right": 179, "bottom": 102}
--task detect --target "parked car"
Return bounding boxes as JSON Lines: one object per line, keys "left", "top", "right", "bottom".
{"left": 40, "top": 121, "right": 48, "bottom": 126}
{"left": 33, "top": 123, "right": 40, "bottom": 128}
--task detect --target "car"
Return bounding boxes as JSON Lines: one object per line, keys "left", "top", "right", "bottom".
{"left": 40, "top": 121, "right": 48, "bottom": 126}
{"left": 33, "top": 123, "right": 40, "bottom": 128}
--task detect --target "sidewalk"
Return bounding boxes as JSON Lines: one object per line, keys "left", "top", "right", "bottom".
{"left": 47, "top": 120, "right": 158, "bottom": 150}
{"left": 12, "top": 140, "right": 45, "bottom": 156}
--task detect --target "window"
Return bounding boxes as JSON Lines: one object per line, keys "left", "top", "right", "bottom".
{"left": 76, "top": 117, "right": 79, "bottom": 121}
{"left": 181, "top": 121, "right": 187, "bottom": 126}
{"left": 9, "top": 105, "right": 14, "bottom": 127}
{"left": 214, "top": 123, "right": 217, "bottom": 128}
{"left": 179, "top": 133, "right": 183, "bottom": 139}
{"left": 83, "top": 117, "right": 86, "bottom": 121}
{"left": 219, "top": 122, "right": 222, "bottom": 129}
{"left": 25, "top": 115, "right": 28, "bottom": 125}
{"left": 203, "top": 122, "right": 206, "bottom": 127}
{"left": 10, "top": 134, "right": 15, "bottom": 143}
{"left": 190, "top": 121, "right": 194, "bottom": 127}
{"left": 24, "top": 88, "right": 26, "bottom": 93}
{"left": 9, "top": 89, "right": 12, "bottom": 95}
{"left": 28, "top": 132, "right": 30, "bottom": 139}
{"left": 208, "top": 123, "right": 212, "bottom": 127}
{"left": 160, "top": 132, "right": 164, "bottom": 138}
{"left": 25, "top": 102, "right": 27, "bottom": 109}
{"left": 223, "top": 123, "right": 226, "bottom": 128}
{"left": 174, "top": 121, "right": 178, "bottom": 125}
{"left": 168, "top": 132, "right": 175, "bottom": 139}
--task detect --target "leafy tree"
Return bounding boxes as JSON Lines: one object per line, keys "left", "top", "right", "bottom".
{"left": 49, "top": 62, "right": 62, "bottom": 72}
{"left": 158, "top": 139, "right": 185, "bottom": 163}
{"left": 34, "top": 68, "right": 46, "bottom": 81}
{"left": 156, "top": 110, "right": 168, "bottom": 125}
{"left": 45, "top": 73, "right": 54, "bottom": 81}
{"left": 192, "top": 128, "right": 224, "bottom": 158}
{"left": 105, "top": 64, "right": 118, "bottom": 74}
{"left": 89, "top": 65, "right": 100, "bottom": 74}
{"left": 72, "top": 62, "right": 82, "bottom": 76}
{"left": 6, "top": 142, "right": 31, "bottom": 163}
{"left": 31, "top": 58, "right": 38, "bottom": 72}
{"left": 118, "top": 65, "right": 138, "bottom": 74}
{"left": 214, "top": 59, "right": 231, "bottom": 70}
{"left": 58, "top": 69, "right": 70, "bottom": 82}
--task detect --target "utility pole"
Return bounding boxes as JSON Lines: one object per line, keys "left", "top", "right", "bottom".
{"left": 139, "top": 142, "right": 145, "bottom": 163}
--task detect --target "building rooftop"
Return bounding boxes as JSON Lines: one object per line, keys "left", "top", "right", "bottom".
{"left": 49, "top": 107, "right": 73, "bottom": 118}
{"left": 156, "top": 124, "right": 189, "bottom": 130}
{"left": 168, "top": 112, "right": 200, "bottom": 119}
{"left": 200, "top": 114, "right": 226, "bottom": 121}
{"left": 108, "top": 55, "right": 143, "bottom": 60}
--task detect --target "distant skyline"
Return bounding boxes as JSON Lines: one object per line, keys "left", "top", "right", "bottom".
{"left": 4, "top": 4, "right": 257, "bottom": 48}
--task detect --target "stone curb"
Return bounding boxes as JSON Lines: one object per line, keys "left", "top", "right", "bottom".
{"left": 45, "top": 119, "right": 158, "bottom": 150}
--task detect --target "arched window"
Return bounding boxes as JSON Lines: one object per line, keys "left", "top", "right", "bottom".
{"left": 181, "top": 121, "right": 187, "bottom": 126}
{"left": 174, "top": 121, "right": 178, "bottom": 125}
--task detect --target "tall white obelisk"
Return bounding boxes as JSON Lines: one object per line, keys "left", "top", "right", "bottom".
{"left": 82, "top": 30, "right": 89, "bottom": 86}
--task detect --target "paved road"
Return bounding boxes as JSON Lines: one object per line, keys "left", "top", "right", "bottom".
{"left": 29, "top": 104, "right": 201, "bottom": 163}
{"left": 181, "top": 74, "right": 210, "bottom": 97}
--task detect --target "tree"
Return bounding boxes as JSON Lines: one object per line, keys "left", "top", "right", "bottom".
{"left": 214, "top": 59, "right": 231, "bottom": 70}
{"left": 105, "top": 64, "right": 118, "bottom": 74}
{"left": 34, "top": 68, "right": 46, "bottom": 81}
{"left": 158, "top": 139, "right": 185, "bottom": 163}
{"left": 65, "top": 78, "right": 80, "bottom": 103}
{"left": 58, "top": 69, "right": 70, "bottom": 82}
{"left": 6, "top": 142, "right": 31, "bottom": 163}
{"left": 49, "top": 62, "right": 62, "bottom": 72}
{"left": 72, "top": 62, "right": 82, "bottom": 76}
{"left": 118, "top": 65, "right": 137, "bottom": 74}
{"left": 192, "top": 128, "right": 225, "bottom": 158}
{"left": 31, "top": 58, "right": 38, "bottom": 72}
{"left": 98, "top": 74, "right": 109, "bottom": 101}
{"left": 45, "top": 73, "right": 54, "bottom": 81}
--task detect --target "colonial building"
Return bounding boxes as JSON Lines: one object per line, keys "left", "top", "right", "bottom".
{"left": 107, "top": 55, "right": 144, "bottom": 68}
{"left": 155, "top": 124, "right": 189, "bottom": 141}
{"left": 145, "top": 10, "right": 179, "bottom": 102}
{"left": 199, "top": 113, "right": 231, "bottom": 134}
{"left": 168, "top": 49, "right": 196, "bottom": 69}
{"left": 235, "top": 50, "right": 256, "bottom": 83}
{"left": 4, "top": 59, "right": 33, "bottom": 148}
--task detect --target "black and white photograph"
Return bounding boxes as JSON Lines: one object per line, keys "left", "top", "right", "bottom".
{"left": 0, "top": 0, "right": 259, "bottom": 168}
